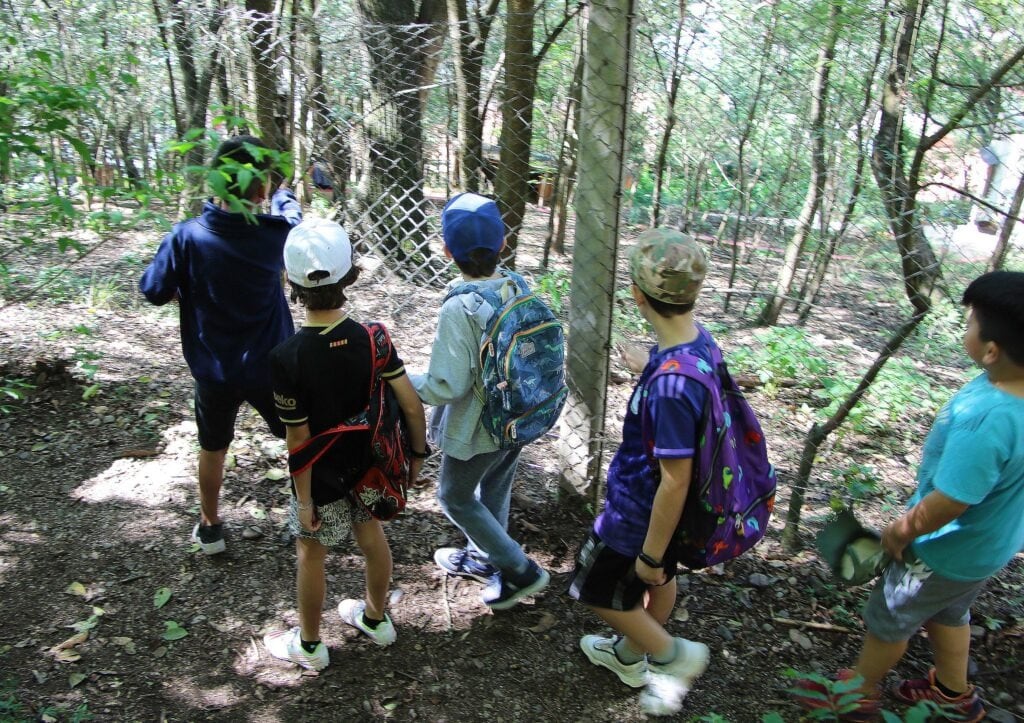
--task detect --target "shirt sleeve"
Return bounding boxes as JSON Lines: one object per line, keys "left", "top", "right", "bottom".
{"left": 138, "top": 230, "right": 180, "bottom": 305}
{"left": 929, "top": 409, "right": 1009, "bottom": 505}
{"left": 409, "top": 299, "right": 480, "bottom": 406}
{"left": 270, "top": 346, "right": 308, "bottom": 426}
{"left": 649, "top": 373, "right": 701, "bottom": 459}
{"left": 270, "top": 188, "right": 303, "bottom": 227}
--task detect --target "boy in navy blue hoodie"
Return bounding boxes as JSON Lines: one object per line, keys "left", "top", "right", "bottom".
{"left": 140, "top": 135, "right": 302, "bottom": 554}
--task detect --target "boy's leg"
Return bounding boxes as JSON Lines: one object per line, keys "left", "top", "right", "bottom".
{"left": 644, "top": 577, "right": 678, "bottom": 626}
{"left": 198, "top": 448, "right": 228, "bottom": 525}
{"left": 352, "top": 519, "right": 393, "bottom": 620}
{"left": 475, "top": 448, "right": 521, "bottom": 532}
{"left": 924, "top": 620, "right": 971, "bottom": 693}
{"left": 437, "top": 451, "right": 529, "bottom": 574}
{"left": 296, "top": 537, "right": 328, "bottom": 642}
{"left": 590, "top": 604, "right": 675, "bottom": 660}
{"left": 852, "top": 632, "right": 908, "bottom": 692}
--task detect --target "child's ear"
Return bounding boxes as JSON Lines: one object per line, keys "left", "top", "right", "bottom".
{"left": 443, "top": 247, "right": 453, "bottom": 259}
{"left": 982, "top": 340, "right": 1000, "bottom": 367}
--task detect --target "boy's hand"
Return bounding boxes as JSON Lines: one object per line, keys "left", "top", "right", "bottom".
{"left": 408, "top": 458, "right": 426, "bottom": 487}
{"left": 618, "top": 343, "right": 648, "bottom": 374}
{"left": 880, "top": 520, "right": 911, "bottom": 560}
{"left": 636, "top": 558, "right": 668, "bottom": 586}
{"left": 298, "top": 503, "right": 321, "bottom": 533}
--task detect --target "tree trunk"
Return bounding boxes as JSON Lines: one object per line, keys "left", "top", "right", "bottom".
{"left": 545, "top": 36, "right": 584, "bottom": 263}
{"left": 758, "top": 1, "right": 839, "bottom": 326}
{"left": 447, "top": 0, "right": 499, "bottom": 192}
{"left": 650, "top": 1, "right": 687, "bottom": 228}
{"left": 246, "top": 0, "right": 290, "bottom": 164}
{"left": 494, "top": 0, "right": 537, "bottom": 266}
{"left": 560, "top": 0, "right": 635, "bottom": 502}
{"left": 987, "top": 169, "right": 1024, "bottom": 271}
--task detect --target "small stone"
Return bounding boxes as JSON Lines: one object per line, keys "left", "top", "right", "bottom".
{"left": 241, "top": 526, "right": 263, "bottom": 540}
{"left": 748, "top": 573, "right": 773, "bottom": 588}
{"left": 716, "top": 624, "right": 734, "bottom": 641}
{"left": 969, "top": 625, "right": 985, "bottom": 638}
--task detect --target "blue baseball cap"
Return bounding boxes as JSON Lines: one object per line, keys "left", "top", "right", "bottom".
{"left": 441, "top": 192, "right": 505, "bottom": 262}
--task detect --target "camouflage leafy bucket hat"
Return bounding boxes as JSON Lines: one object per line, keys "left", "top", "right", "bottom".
{"left": 628, "top": 228, "right": 708, "bottom": 305}
{"left": 816, "top": 508, "right": 892, "bottom": 587}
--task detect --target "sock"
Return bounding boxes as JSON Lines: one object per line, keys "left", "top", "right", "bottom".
{"left": 649, "top": 638, "right": 680, "bottom": 666}
{"left": 934, "top": 676, "right": 967, "bottom": 699}
{"left": 300, "top": 639, "right": 320, "bottom": 654}
{"left": 613, "top": 636, "right": 645, "bottom": 665}
{"left": 361, "top": 612, "right": 384, "bottom": 630}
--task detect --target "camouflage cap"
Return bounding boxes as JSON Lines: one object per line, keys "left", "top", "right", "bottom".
{"left": 628, "top": 228, "right": 708, "bottom": 305}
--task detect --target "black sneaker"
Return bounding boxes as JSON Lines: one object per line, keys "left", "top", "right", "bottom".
{"left": 191, "top": 522, "right": 226, "bottom": 555}
{"left": 434, "top": 547, "right": 498, "bottom": 583}
{"left": 481, "top": 560, "right": 550, "bottom": 610}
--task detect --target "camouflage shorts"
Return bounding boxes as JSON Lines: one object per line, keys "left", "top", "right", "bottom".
{"left": 288, "top": 496, "right": 372, "bottom": 548}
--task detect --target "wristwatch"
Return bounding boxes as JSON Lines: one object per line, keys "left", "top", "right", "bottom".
{"left": 638, "top": 551, "right": 664, "bottom": 569}
{"left": 409, "top": 443, "right": 432, "bottom": 459}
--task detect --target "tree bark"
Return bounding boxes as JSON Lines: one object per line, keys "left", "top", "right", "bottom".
{"left": 758, "top": 1, "right": 839, "bottom": 326}
{"left": 650, "top": 1, "right": 687, "bottom": 228}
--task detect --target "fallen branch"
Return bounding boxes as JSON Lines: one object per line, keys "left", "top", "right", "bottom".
{"left": 772, "top": 616, "right": 857, "bottom": 634}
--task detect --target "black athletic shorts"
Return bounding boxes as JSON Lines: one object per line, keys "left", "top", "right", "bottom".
{"left": 567, "top": 530, "right": 679, "bottom": 611}
{"left": 193, "top": 380, "right": 285, "bottom": 451}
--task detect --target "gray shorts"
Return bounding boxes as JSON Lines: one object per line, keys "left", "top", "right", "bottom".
{"left": 862, "top": 558, "right": 987, "bottom": 642}
{"left": 288, "top": 496, "right": 372, "bottom": 548}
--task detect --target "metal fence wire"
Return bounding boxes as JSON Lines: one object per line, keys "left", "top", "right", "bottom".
{"left": 3, "top": 0, "right": 1023, "bottom": 514}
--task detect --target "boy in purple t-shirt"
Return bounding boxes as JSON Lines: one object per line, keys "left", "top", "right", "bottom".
{"left": 568, "top": 229, "right": 714, "bottom": 716}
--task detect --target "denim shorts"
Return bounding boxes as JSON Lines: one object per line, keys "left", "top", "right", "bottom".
{"left": 193, "top": 380, "right": 285, "bottom": 451}
{"left": 862, "top": 558, "right": 987, "bottom": 642}
{"left": 567, "top": 530, "right": 679, "bottom": 611}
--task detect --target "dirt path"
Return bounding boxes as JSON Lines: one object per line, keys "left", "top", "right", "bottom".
{"left": 0, "top": 215, "right": 1021, "bottom": 722}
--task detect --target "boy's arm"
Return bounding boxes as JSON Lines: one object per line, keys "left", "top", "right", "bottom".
{"left": 270, "top": 187, "right": 303, "bottom": 227}
{"left": 637, "top": 457, "right": 693, "bottom": 585}
{"left": 139, "top": 232, "right": 180, "bottom": 305}
{"left": 285, "top": 424, "right": 320, "bottom": 532}
{"left": 881, "top": 490, "right": 969, "bottom": 560}
{"left": 387, "top": 374, "right": 429, "bottom": 486}
{"left": 409, "top": 304, "right": 479, "bottom": 406}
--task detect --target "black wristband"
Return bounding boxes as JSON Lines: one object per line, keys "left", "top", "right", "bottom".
{"left": 409, "top": 443, "right": 432, "bottom": 459}
{"left": 638, "top": 551, "right": 663, "bottom": 568}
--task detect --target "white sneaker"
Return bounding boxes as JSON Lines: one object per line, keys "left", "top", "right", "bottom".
{"left": 263, "top": 627, "right": 329, "bottom": 671}
{"left": 640, "top": 673, "right": 689, "bottom": 716}
{"left": 579, "top": 634, "right": 648, "bottom": 688}
{"left": 648, "top": 637, "right": 709, "bottom": 687}
{"left": 338, "top": 599, "right": 396, "bottom": 647}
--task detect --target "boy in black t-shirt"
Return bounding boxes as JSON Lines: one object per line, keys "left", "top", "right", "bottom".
{"left": 263, "top": 219, "right": 427, "bottom": 670}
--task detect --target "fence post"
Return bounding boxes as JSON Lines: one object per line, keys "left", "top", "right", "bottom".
{"left": 558, "top": 0, "right": 635, "bottom": 501}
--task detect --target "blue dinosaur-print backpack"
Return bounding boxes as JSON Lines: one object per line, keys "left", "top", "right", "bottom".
{"left": 445, "top": 271, "right": 568, "bottom": 449}
{"left": 642, "top": 325, "right": 776, "bottom": 568}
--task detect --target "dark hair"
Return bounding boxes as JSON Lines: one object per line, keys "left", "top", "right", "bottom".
{"left": 211, "top": 135, "right": 272, "bottom": 201}
{"left": 452, "top": 247, "right": 500, "bottom": 278}
{"left": 962, "top": 270, "right": 1024, "bottom": 365}
{"left": 289, "top": 266, "right": 361, "bottom": 311}
{"left": 638, "top": 287, "right": 695, "bottom": 317}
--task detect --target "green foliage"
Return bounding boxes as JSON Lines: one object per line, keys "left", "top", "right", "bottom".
{"left": 0, "top": 377, "right": 33, "bottom": 414}
{"left": 728, "top": 327, "right": 832, "bottom": 394}
{"left": 815, "top": 357, "right": 955, "bottom": 439}
{"left": 534, "top": 269, "right": 571, "bottom": 316}
{"left": 829, "top": 463, "right": 882, "bottom": 506}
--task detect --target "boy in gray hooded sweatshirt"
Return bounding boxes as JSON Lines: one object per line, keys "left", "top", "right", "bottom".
{"left": 410, "top": 193, "right": 549, "bottom": 610}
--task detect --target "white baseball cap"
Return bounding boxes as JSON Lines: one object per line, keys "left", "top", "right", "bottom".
{"left": 284, "top": 218, "right": 353, "bottom": 288}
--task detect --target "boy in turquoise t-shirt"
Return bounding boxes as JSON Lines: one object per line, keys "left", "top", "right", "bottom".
{"left": 795, "top": 271, "right": 1024, "bottom": 722}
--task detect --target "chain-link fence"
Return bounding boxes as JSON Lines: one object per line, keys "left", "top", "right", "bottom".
{"left": 3, "top": 0, "right": 1024, "bottom": 533}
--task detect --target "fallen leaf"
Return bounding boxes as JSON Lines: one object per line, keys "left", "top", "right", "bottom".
{"left": 264, "top": 468, "right": 287, "bottom": 481}
{"left": 53, "top": 631, "right": 89, "bottom": 650}
{"left": 162, "top": 621, "right": 188, "bottom": 641}
{"left": 528, "top": 612, "right": 558, "bottom": 633}
{"left": 31, "top": 670, "right": 47, "bottom": 684}
{"left": 673, "top": 607, "right": 690, "bottom": 622}
{"left": 151, "top": 646, "right": 167, "bottom": 659}
{"left": 64, "top": 582, "right": 87, "bottom": 597}
{"left": 53, "top": 649, "right": 81, "bottom": 663}
{"left": 68, "top": 673, "right": 86, "bottom": 689}
{"left": 153, "top": 587, "right": 172, "bottom": 609}
{"left": 249, "top": 508, "right": 267, "bottom": 520}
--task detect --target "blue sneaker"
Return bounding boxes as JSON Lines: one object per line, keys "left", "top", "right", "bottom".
{"left": 434, "top": 547, "right": 499, "bottom": 583}
{"left": 482, "top": 560, "right": 550, "bottom": 610}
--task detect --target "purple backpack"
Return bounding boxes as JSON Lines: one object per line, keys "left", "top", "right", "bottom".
{"left": 643, "top": 325, "right": 776, "bottom": 569}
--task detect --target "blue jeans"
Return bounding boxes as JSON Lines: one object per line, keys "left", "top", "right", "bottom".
{"left": 437, "top": 448, "right": 527, "bottom": 575}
